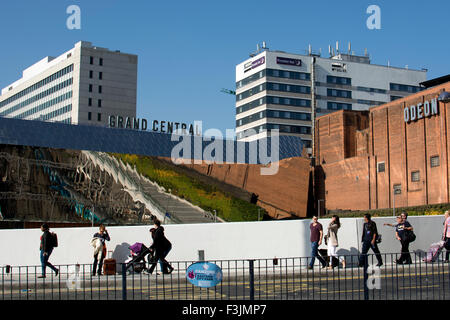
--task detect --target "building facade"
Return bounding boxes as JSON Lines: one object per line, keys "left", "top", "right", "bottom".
{"left": 314, "top": 79, "right": 450, "bottom": 213}
{"left": 0, "top": 41, "right": 137, "bottom": 126}
{"left": 235, "top": 45, "right": 427, "bottom": 156}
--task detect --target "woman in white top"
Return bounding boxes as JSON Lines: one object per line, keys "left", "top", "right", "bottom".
{"left": 326, "top": 215, "right": 346, "bottom": 269}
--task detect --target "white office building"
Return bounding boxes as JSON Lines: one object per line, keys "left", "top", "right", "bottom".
{"left": 235, "top": 43, "right": 427, "bottom": 154}
{"left": 0, "top": 41, "right": 137, "bottom": 126}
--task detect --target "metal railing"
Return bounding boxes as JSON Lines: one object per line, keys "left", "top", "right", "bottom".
{"left": 1, "top": 252, "right": 449, "bottom": 300}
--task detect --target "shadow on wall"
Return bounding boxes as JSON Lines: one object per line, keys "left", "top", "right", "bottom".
{"left": 112, "top": 242, "right": 131, "bottom": 272}
{"left": 336, "top": 247, "right": 360, "bottom": 266}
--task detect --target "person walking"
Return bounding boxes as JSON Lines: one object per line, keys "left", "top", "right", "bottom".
{"left": 307, "top": 216, "right": 327, "bottom": 270}
{"left": 443, "top": 210, "right": 450, "bottom": 263}
{"left": 150, "top": 219, "right": 174, "bottom": 274}
{"left": 358, "top": 214, "right": 383, "bottom": 267}
{"left": 38, "top": 223, "right": 59, "bottom": 278}
{"left": 91, "top": 224, "right": 110, "bottom": 276}
{"left": 326, "top": 215, "right": 346, "bottom": 269}
{"left": 394, "top": 215, "right": 414, "bottom": 265}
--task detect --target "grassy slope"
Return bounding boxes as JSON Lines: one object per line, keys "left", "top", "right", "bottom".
{"left": 111, "top": 153, "right": 265, "bottom": 222}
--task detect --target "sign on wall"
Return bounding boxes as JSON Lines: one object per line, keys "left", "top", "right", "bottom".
{"left": 404, "top": 98, "right": 438, "bottom": 123}
{"left": 276, "top": 56, "right": 302, "bottom": 67}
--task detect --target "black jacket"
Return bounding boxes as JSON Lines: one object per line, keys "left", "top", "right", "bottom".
{"left": 150, "top": 226, "right": 171, "bottom": 255}
{"left": 362, "top": 221, "right": 378, "bottom": 242}
{"left": 40, "top": 230, "right": 53, "bottom": 252}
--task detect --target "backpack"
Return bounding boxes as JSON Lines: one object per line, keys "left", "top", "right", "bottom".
{"left": 50, "top": 232, "right": 58, "bottom": 248}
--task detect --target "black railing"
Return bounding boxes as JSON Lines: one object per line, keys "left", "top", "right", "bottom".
{"left": 1, "top": 252, "right": 449, "bottom": 300}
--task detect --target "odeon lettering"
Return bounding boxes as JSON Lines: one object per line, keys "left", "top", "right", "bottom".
{"left": 108, "top": 115, "right": 200, "bottom": 135}
{"left": 403, "top": 98, "right": 438, "bottom": 123}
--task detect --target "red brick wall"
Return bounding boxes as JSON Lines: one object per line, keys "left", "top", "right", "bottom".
{"left": 184, "top": 157, "right": 311, "bottom": 219}
{"left": 316, "top": 82, "right": 450, "bottom": 211}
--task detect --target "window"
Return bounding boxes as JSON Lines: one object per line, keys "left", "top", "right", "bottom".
{"left": 99, "top": 58, "right": 103, "bottom": 66}
{"left": 98, "top": 85, "right": 102, "bottom": 94}
{"left": 430, "top": 156, "right": 440, "bottom": 168}
{"left": 88, "top": 98, "right": 92, "bottom": 106}
{"left": 411, "top": 171, "right": 420, "bottom": 182}
{"left": 97, "top": 113, "right": 102, "bottom": 121}
{"left": 377, "top": 162, "right": 385, "bottom": 173}
{"left": 90, "top": 56, "right": 94, "bottom": 65}
{"left": 99, "top": 72, "right": 103, "bottom": 80}
{"left": 89, "top": 70, "right": 93, "bottom": 79}
{"left": 88, "top": 112, "right": 92, "bottom": 120}
{"left": 98, "top": 99, "right": 102, "bottom": 107}
{"left": 89, "top": 84, "right": 93, "bottom": 92}
{"left": 393, "top": 184, "right": 402, "bottom": 195}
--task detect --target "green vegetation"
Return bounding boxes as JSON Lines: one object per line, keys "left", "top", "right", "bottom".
{"left": 323, "top": 203, "right": 450, "bottom": 219}
{"left": 111, "top": 153, "right": 265, "bottom": 222}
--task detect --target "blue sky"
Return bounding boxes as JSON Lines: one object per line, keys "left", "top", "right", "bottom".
{"left": 0, "top": 0, "right": 449, "bottom": 133}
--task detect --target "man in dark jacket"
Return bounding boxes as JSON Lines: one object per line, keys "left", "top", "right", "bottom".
{"left": 38, "top": 223, "right": 59, "bottom": 278}
{"left": 358, "top": 214, "right": 383, "bottom": 267}
{"left": 150, "top": 219, "right": 174, "bottom": 274}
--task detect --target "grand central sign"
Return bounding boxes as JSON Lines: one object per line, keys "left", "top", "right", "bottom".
{"left": 403, "top": 98, "right": 438, "bottom": 123}
{"left": 108, "top": 115, "right": 200, "bottom": 135}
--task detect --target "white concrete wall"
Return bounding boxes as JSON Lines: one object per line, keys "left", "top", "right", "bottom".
{"left": 0, "top": 215, "right": 446, "bottom": 268}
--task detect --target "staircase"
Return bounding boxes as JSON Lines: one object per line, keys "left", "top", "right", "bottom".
{"left": 83, "top": 151, "right": 220, "bottom": 224}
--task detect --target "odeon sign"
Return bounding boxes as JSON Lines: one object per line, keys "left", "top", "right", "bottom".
{"left": 403, "top": 98, "right": 438, "bottom": 123}
{"left": 108, "top": 115, "right": 201, "bottom": 135}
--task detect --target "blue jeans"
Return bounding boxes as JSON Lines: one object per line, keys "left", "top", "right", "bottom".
{"left": 309, "top": 241, "right": 326, "bottom": 267}
{"left": 40, "top": 249, "right": 58, "bottom": 276}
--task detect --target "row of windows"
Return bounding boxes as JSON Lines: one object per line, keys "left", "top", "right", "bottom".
{"left": 88, "top": 112, "right": 102, "bottom": 122}
{"left": 267, "top": 82, "right": 310, "bottom": 94}
{"left": 88, "top": 98, "right": 103, "bottom": 107}
{"left": 90, "top": 56, "right": 103, "bottom": 66}
{"left": 41, "top": 104, "right": 72, "bottom": 121}
{"left": 237, "top": 123, "right": 312, "bottom": 139}
{"left": 0, "top": 78, "right": 73, "bottom": 116}
{"left": 58, "top": 117, "right": 72, "bottom": 124}
{"left": 390, "top": 95, "right": 403, "bottom": 101}
{"left": 356, "top": 86, "right": 387, "bottom": 94}
{"left": 16, "top": 91, "right": 73, "bottom": 119}
{"left": 327, "top": 88, "right": 352, "bottom": 99}
{"left": 378, "top": 156, "right": 440, "bottom": 185}
{"left": 356, "top": 99, "right": 385, "bottom": 106}
{"left": 327, "top": 102, "right": 352, "bottom": 111}
{"left": 236, "top": 96, "right": 312, "bottom": 115}
{"left": 237, "top": 82, "right": 311, "bottom": 102}
{"left": 0, "top": 64, "right": 74, "bottom": 108}
{"left": 390, "top": 83, "right": 423, "bottom": 93}
{"left": 236, "top": 69, "right": 311, "bottom": 89}
{"left": 89, "top": 84, "right": 102, "bottom": 93}
{"left": 327, "top": 75, "right": 351, "bottom": 85}
{"left": 89, "top": 70, "right": 103, "bottom": 80}
{"left": 236, "top": 109, "right": 312, "bottom": 127}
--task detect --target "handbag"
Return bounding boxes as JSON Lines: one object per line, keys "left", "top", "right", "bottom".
{"left": 406, "top": 230, "right": 416, "bottom": 243}
{"left": 375, "top": 234, "right": 382, "bottom": 243}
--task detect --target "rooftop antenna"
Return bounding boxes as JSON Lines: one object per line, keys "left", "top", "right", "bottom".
{"left": 348, "top": 42, "right": 351, "bottom": 54}
{"left": 256, "top": 43, "right": 260, "bottom": 53}
{"left": 387, "top": 60, "right": 390, "bottom": 67}
{"left": 308, "top": 44, "right": 312, "bottom": 55}
{"left": 328, "top": 45, "right": 332, "bottom": 57}
{"left": 364, "top": 48, "right": 368, "bottom": 57}
{"left": 262, "top": 41, "right": 267, "bottom": 49}
{"left": 336, "top": 41, "right": 339, "bottom": 54}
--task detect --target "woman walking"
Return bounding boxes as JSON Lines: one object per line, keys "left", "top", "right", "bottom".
{"left": 394, "top": 216, "right": 414, "bottom": 265}
{"left": 443, "top": 210, "right": 450, "bottom": 262}
{"left": 38, "top": 223, "right": 59, "bottom": 278}
{"left": 150, "top": 219, "right": 174, "bottom": 274}
{"left": 326, "top": 215, "right": 346, "bottom": 269}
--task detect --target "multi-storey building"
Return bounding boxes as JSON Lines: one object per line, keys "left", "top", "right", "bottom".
{"left": 0, "top": 41, "right": 137, "bottom": 126}
{"left": 235, "top": 44, "right": 427, "bottom": 155}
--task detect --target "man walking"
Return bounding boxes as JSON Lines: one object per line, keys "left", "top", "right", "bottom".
{"left": 38, "top": 223, "right": 59, "bottom": 278}
{"left": 358, "top": 214, "right": 383, "bottom": 267}
{"left": 307, "top": 216, "right": 327, "bottom": 270}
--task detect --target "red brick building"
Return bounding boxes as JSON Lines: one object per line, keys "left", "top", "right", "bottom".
{"left": 315, "top": 78, "right": 450, "bottom": 212}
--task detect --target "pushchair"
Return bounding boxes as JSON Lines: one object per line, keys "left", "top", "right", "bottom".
{"left": 125, "top": 242, "right": 156, "bottom": 273}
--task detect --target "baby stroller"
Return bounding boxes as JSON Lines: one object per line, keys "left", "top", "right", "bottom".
{"left": 125, "top": 242, "right": 154, "bottom": 273}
